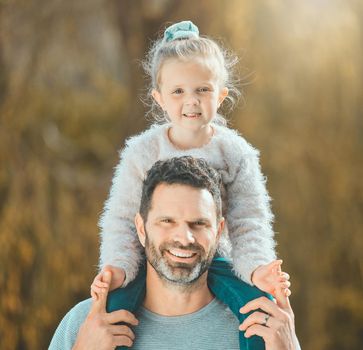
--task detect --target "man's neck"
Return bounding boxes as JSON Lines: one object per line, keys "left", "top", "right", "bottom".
{"left": 143, "top": 264, "right": 214, "bottom": 316}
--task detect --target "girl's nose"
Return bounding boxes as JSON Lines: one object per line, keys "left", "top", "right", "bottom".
{"left": 184, "top": 94, "right": 200, "bottom": 106}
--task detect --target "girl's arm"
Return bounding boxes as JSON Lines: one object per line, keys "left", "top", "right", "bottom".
{"left": 98, "top": 140, "right": 148, "bottom": 287}
{"left": 226, "top": 150, "right": 277, "bottom": 285}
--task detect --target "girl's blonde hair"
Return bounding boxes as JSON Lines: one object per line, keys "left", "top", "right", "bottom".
{"left": 142, "top": 22, "right": 241, "bottom": 125}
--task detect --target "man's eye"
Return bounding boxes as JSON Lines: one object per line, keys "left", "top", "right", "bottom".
{"left": 161, "top": 219, "right": 172, "bottom": 223}
{"left": 193, "top": 221, "right": 206, "bottom": 226}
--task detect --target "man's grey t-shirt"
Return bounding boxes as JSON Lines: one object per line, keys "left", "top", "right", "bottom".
{"left": 49, "top": 297, "right": 240, "bottom": 350}
{"left": 133, "top": 298, "right": 240, "bottom": 349}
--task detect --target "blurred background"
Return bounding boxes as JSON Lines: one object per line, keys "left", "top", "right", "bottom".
{"left": 0, "top": 0, "right": 362, "bottom": 349}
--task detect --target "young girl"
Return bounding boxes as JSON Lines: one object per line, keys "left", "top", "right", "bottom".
{"left": 91, "top": 21, "right": 291, "bottom": 299}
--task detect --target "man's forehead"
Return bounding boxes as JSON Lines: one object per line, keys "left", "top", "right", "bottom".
{"left": 149, "top": 183, "right": 216, "bottom": 217}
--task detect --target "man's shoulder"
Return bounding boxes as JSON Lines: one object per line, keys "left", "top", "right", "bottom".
{"left": 64, "top": 298, "right": 93, "bottom": 322}
{"left": 209, "top": 258, "right": 272, "bottom": 310}
{"left": 49, "top": 298, "right": 92, "bottom": 350}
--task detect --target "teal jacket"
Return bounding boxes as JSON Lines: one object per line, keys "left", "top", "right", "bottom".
{"left": 106, "top": 257, "right": 270, "bottom": 350}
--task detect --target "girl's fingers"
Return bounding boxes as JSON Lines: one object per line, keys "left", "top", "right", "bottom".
{"left": 279, "top": 280, "right": 291, "bottom": 289}
{"left": 93, "top": 280, "right": 109, "bottom": 288}
{"left": 93, "top": 272, "right": 103, "bottom": 282}
{"left": 90, "top": 272, "right": 109, "bottom": 298}
{"left": 274, "top": 274, "right": 290, "bottom": 287}
{"left": 90, "top": 289, "right": 98, "bottom": 301}
{"left": 91, "top": 285, "right": 104, "bottom": 295}
{"left": 275, "top": 283, "right": 291, "bottom": 310}
{"left": 284, "top": 288, "right": 292, "bottom": 297}
{"left": 280, "top": 272, "right": 290, "bottom": 280}
{"left": 90, "top": 271, "right": 112, "bottom": 314}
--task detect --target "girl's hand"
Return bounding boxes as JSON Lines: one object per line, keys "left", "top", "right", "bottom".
{"left": 239, "top": 287, "right": 300, "bottom": 350}
{"left": 251, "top": 260, "right": 291, "bottom": 297}
{"left": 75, "top": 271, "right": 138, "bottom": 350}
{"left": 91, "top": 266, "right": 126, "bottom": 300}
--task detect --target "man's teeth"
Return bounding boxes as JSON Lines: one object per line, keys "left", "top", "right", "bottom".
{"left": 168, "top": 250, "right": 195, "bottom": 258}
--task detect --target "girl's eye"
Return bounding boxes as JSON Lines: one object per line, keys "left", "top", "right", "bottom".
{"left": 198, "top": 87, "right": 210, "bottom": 92}
{"left": 173, "top": 89, "right": 183, "bottom": 94}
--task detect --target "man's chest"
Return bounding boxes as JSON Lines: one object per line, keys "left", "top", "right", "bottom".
{"left": 132, "top": 301, "right": 240, "bottom": 350}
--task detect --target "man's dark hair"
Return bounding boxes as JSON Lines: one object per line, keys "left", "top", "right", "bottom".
{"left": 139, "top": 156, "right": 222, "bottom": 222}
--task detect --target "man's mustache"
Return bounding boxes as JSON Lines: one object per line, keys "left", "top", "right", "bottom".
{"left": 159, "top": 241, "right": 205, "bottom": 254}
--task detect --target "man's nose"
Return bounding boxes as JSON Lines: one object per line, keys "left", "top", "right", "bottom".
{"left": 172, "top": 224, "right": 196, "bottom": 246}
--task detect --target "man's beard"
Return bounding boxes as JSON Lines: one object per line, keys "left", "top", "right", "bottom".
{"left": 144, "top": 229, "right": 217, "bottom": 287}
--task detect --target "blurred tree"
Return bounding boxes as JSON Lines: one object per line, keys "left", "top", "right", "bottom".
{"left": 0, "top": 0, "right": 362, "bottom": 349}
{"left": 0, "top": 7, "right": 7, "bottom": 103}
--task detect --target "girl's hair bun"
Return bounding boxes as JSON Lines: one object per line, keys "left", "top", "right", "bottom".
{"left": 163, "top": 20, "right": 199, "bottom": 43}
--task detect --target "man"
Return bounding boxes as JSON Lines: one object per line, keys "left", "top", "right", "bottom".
{"left": 50, "top": 156, "right": 300, "bottom": 350}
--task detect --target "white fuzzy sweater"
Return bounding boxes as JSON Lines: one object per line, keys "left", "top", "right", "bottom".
{"left": 99, "top": 123, "right": 276, "bottom": 286}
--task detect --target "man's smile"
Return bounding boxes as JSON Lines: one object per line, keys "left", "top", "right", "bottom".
{"left": 165, "top": 248, "right": 198, "bottom": 263}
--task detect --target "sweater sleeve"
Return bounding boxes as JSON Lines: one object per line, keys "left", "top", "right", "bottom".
{"left": 226, "top": 144, "right": 276, "bottom": 285}
{"left": 48, "top": 299, "right": 91, "bottom": 350}
{"left": 99, "top": 133, "right": 154, "bottom": 286}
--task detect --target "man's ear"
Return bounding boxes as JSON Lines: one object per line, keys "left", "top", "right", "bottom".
{"left": 218, "top": 87, "right": 229, "bottom": 107}
{"left": 216, "top": 217, "right": 225, "bottom": 241}
{"left": 152, "top": 89, "right": 164, "bottom": 110}
{"left": 135, "top": 213, "right": 146, "bottom": 247}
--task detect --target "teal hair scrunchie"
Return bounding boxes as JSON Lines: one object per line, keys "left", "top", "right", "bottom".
{"left": 163, "top": 20, "right": 199, "bottom": 43}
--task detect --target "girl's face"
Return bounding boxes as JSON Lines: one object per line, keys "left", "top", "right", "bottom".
{"left": 152, "top": 59, "right": 228, "bottom": 132}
